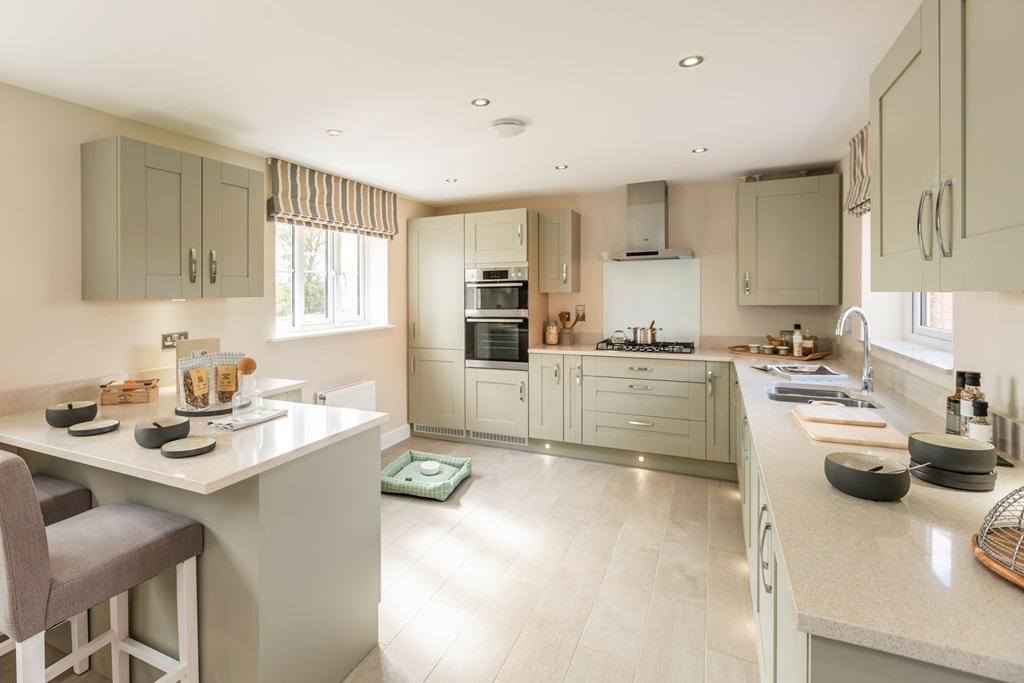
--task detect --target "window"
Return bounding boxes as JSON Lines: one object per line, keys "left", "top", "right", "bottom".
{"left": 275, "top": 224, "right": 365, "bottom": 333}
{"left": 911, "top": 291, "right": 953, "bottom": 343}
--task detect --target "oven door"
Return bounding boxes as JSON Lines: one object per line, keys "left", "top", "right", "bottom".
{"left": 465, "top": 317, "right": 529, "bottom": 369}
{"left": 464, "top": 282, "right": 528, "bottom": 317}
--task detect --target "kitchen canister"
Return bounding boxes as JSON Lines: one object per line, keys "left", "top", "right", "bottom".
{"left": 544, "top": 321, "right": 560, "bottom": 345}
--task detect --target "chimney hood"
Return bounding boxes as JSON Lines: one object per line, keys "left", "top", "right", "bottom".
{"left": 613, "top": 180, "right": 694, "bottom": 261}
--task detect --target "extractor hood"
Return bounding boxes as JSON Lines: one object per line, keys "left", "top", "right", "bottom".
{"left": 612, "top": 180, "right": 694, "bottom": 261}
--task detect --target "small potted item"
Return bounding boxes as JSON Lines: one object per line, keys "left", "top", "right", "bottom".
{"left": 134, "top": 416, "right": 191, "bottom": 449}
{"left": 45, "top": 401, "right": 98, "bottom": 428}
{"left": 748, "top": 343, "right": 761, "bottom": 354}
{"left": 777, "top": 346, "right": 791, "bottom": 357}
{"left": 762, "top": 345, "right": 778, "bottom": 355}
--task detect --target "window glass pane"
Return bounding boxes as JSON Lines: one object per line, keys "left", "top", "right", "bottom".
{"left": 922, "top": 292, "right": 953, "bottom": 331}
{"left": 336, "top": 233, "right": 361, "bottom": 319}
{"left": 275, "top": 271, "right": 292, "bottom": 324}
{"left": 302, "top": 228, "right": 329, "bottom": 318}
{"left": 275, "top": 224, "right": 293, "bottom": 272}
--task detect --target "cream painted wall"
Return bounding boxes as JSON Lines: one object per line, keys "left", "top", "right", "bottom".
{"left": 954, "top": 293, "right": 1024, "bottom": 420}
{"left": 0, "top": 82, "right": 433, "bottom": 433}
{"left": 442, "top": 180, "right": 838, "bottom": 345}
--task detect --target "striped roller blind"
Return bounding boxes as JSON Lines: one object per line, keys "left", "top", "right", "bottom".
{"left": 845, "top": 125, "right": 870, "bottom": 216}
{"left": 267, "top": 158, "right": 398, "bottom": 239}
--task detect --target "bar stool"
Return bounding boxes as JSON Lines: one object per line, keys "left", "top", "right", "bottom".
{"left": 0, "top": 452, "right": 204, "bottom": 683}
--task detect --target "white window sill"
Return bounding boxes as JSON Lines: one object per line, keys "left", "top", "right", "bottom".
{"left": 268, "top": 324, "right": 395, "bottom": 343}
{"left": 871, "top": 338, "right": 954, "bottom": 373}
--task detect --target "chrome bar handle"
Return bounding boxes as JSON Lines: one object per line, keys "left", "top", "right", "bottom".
{"left": 760, "top": 521, "right": 773, "bottom": 594}
{"left": 189, "top": 247, "right": 198, "bottom": 283}
{"left": 411, "top": 322, "right": 416, "bottom": 341}
{"left": 519, "top": 381, "right": 526, "bottom": 402}
{"left": 916, "top": 188, "right": 934, "bottom": 261}
{"left": 706, "top": 369, "right": 714, "bottom": 397}
{"left": 934, "top": 179, "right": 953, "bottom": 258}
{"left": 517, "top": 223, "right": 523, "bottom": 245}
{"left": 628, "top": 420, "right": 654, "bottom": 427}
{"left": 628, "top": 366, "right": 653, "bottom": 372}
{"left": 575, "top": 363, "right": 582, "bottom": 386}
{"left": 561, "top": 263, "right": 568, "bottom": 283}
{"left": 628, "top": 384, "right": 654, "bottom": 390}
{"left": 209, "top": 249, "right": 218, "bottom": 283}
{"left": 554, "top": 363, "right": 560, "bottom": 384}
{"left": 743, "top": 271, "right": 751, "bottom": 296}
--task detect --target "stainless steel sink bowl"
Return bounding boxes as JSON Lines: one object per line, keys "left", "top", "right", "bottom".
{"left": 766, "top": 384, "right": 882, "bottom": 409}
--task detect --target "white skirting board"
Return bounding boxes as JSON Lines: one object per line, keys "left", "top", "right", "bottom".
{"left": 381, "top": 424, "right": 411, "bottom": 450}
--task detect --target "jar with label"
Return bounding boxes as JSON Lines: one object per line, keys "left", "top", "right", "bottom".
{"left": 544, "top": 321, "right": 560, "bottom": 345}
{"left": 945, "top": 371, "right": 966, "bottom": 435}
{"left": 959, "top": 372, "right": 984, "bottom": 435}
{"left": 792, "top": 324, "right": 803, "bottom": 358}
{"left": 802, "top": 330, "right": 815, "bottom": 355}
{"left": 967, "top": 400, "right": 993, "bottom": 445}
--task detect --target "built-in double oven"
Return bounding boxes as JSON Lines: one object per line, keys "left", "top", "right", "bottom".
{"left": 465, "top": 265, "right": 529, "bottom": 369}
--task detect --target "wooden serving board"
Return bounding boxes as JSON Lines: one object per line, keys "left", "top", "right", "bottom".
{"left": 793, "top": 403, "right": 887, "bottom": 428}
{"left": 972, "top": 533, "right": 1024, "bottom": 590}
{"left": 791, "top": 410, "right": 905, "bottom": 449}
{"left": 728, "top": 345, "right": 830, "bottom": 361}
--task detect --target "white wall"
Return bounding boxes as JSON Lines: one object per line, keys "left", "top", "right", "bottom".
{"left": 954, "top": 293, "right": 1024, "bottom": 420}
{"left": 0, "top": 82, "right": 434, "bottom": 432}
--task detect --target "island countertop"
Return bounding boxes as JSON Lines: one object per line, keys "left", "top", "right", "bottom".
{"left": 0, "top": 380, "right": 387, "bottom": 495}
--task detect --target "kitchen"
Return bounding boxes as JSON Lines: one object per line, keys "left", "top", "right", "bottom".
{"left": 1, "top": 1, "right": 1024, "bottom": 682}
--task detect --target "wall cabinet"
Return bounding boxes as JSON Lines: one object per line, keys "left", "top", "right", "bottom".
{"left": 82, "top": 136, "right": 263, "bottom": 300}
{"left": 409, "top": 348, "right": 465, "bottom": 433}
{"left": 706, "top": 361, "right": 731, "bottom": 463}
{"left": 871, "top": 0, "right": 1024, "bottom": 292}
{"left": 464, "top": 208, "right": 529, "bottom": 265}
{"left": 465, "top": 367, "right": 528, "bottom": 443}
{"left": 737, "top": 174, "right": 840, "bottom": 306}
{"left": 538, "top": 210, "right": 580, "bottom": 293}
{"left": 408, "top": 214, "right": 465, "bottom": 349}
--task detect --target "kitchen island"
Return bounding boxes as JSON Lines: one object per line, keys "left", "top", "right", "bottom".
{"left": 0, "top": 380, "right": 386, "bottom": 683}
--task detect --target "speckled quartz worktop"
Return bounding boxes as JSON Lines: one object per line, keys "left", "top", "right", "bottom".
{"left": 0, "top": 379, "right": 387, "bottom": 495}
{"left": 535, "top": 345, "right": 1024, "bottom": 680}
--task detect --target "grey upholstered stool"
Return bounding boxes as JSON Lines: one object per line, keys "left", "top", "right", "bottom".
{"left": 0, "top": 452, "right": 204, "bottom": 683}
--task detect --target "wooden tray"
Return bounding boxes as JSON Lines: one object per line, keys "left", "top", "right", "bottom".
{"left": 728, "top": 345, "right": 830, "bottom": 361}
{"left": 972, "top": 533, "right": 1024, "bottom": 590}
{"left": 100, "top": 378, "right": 160, "bottom": 405}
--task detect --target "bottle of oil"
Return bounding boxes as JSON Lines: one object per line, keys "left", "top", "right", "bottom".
{"left": 959, "top": 372, "right": 984, "bottom": 436}
{"left": 945, "top": 371, "right": 966, "bottom": 435}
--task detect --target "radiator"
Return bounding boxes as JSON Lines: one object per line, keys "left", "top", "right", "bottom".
{"left": 315, "top": 380, "right": 376, "bottom": 411}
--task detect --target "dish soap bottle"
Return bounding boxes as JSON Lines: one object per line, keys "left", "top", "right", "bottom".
{"left": 232, "top": 357, "right": 263, "bottom": 418}
{"left": 945, "top": 371, "right": 966, "bottom": 435}
{"left": 959, "top": 372, "right": 984, "bottom": 436}
{"left": 793, "top": 324, "right": 804, "bottom": 358}
{"left": 967, "top": 400, "right": 993, "bottom": 445}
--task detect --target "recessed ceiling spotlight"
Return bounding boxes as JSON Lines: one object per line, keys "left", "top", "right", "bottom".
{"left": 554, "top": 164, "right": 569, "bottom": 170}
{"left": 470, "top": 98, "right": 491, "bottom": 107}
{"left": 679, "top": 55, "right": 704, "bottom": 68}
{"left": 691, "top": 147, "right": 709, "bottom": 154}
{"left": 445, "top": 178, "right": 458, "bottom": 183}
{"left": 326, "top": 128, "right": 343, "bottom": 136}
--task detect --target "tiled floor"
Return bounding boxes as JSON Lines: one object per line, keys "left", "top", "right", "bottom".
{"left": 346, "top": 436, "right": 759, "bottom": 683}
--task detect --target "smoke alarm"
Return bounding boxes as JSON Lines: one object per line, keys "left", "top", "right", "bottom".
{"left": 490, "top": 118, "right": 526, "bottom": 138}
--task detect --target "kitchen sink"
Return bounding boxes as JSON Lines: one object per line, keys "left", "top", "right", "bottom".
{"left": 766, "top": 384, "right": 882, "bottom": 409}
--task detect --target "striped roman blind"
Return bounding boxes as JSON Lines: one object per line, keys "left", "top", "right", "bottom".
{"left": 845, "top": 125, "right": 870, "bottom": 216}
{"left": 267, "top": 158, "right": 398, "bottom": 239}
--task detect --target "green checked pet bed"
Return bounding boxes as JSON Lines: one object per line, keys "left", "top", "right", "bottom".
{"left": 380, "top": 450, "right": 472, "bottom": 501}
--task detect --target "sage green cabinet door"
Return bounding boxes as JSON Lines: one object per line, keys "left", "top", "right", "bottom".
{"left": 947, "top": 0, "right": 1024, "bottom": 291}
{"left": 465, "top": 208, "right": 528, "bottom": 265}
{"left": 465, "top": 368, "right": 528, "bottom": 440}
{"left": 737, "top": 174, "right": 840, "bottom": 305}
{"left": 870, "top": 1, "right": 941, "bottom": 292}
{"left": 706, "top": 362, "right": 731, "bottom": 463}
{"left": 563, "top": 354, "right": 584, "bottom": 445}
{"left": 756, "top": 477, "right": 775, "bottom": 682}
{"left": 409, "top": 214, "right": 465, "bottom": 349}
{"left": 202, "top": 159, "right": 264, "bottom": 298}
{"left": 529, "top": 354, "right": 563, "bottom": 441}
{"left": 775, "top": 561, "right": 809, "bottom": 683}
{"left": 730, "top": 365, "right": 741, "bottom": 466}
{"left": 538, "top": 210, "right": 580, "bottom": 293}
{"left": 409, "top": 348, "right": 465, "bottom": 430}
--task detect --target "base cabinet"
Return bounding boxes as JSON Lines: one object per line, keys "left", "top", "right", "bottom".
{"left": 465, "top": 368, "right": 528, "bottom": 443}
{"left": 706, "top": 361, "right": 731, "bottom": 463}
{"left": 529, "top": 354, "right": 564, "bottom": 441}
{"left": 408, "top": 349, "right": 465, "bottom": 433}
{"left": 563, "top": 355, "right": 583, "bottom": 444}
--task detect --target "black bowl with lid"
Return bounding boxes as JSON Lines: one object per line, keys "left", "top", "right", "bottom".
{"left": 45, "top": 401, "right": 98, "bottom": 428}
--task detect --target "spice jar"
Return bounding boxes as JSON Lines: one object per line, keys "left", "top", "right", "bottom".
{"left": 967, "top": 400, "right": 993, "bottom": 445}
{"left": 959, "top": 372, "right": 984, "bottom": 436}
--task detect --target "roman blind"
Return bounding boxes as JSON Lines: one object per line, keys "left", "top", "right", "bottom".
{"left": 845, "top": 125, "right": 870, "bottom": 216}
{"left": 267, "top": 158, "right": 398, "bottom": 239}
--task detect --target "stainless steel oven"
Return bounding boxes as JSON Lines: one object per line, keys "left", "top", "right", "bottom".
{"left": 465, "top": 317, "right": 529, "bottom": 369}
{"left": 465, "top": 266, "right": 528, "bottom": 317}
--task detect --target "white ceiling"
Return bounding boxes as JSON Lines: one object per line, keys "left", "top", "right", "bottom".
{"left": 0, "top": 0, "right": 917, "bottom": 205}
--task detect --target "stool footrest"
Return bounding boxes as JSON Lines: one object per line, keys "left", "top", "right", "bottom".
{"left": 119, "top": 636, "right": 185, "bottom": 677}
{"left": 45, "top": 630, "right": 112, "bottom": 681}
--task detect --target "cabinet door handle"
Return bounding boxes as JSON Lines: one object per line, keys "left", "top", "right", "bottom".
{"left": 188, "top": 247, "right": 198, "bottom": 283}
{"left": 575, "top": 365, "right": 582, "bottom": 386}
{"left": 554, "top": 363, "right": 560, "bottom": 384}
{"left": 628, "top": 384, "right": 654, "bottom": 390}
{"left": 628, "top": 419, "right": 654, "bottom": 427}
{"left": 760, "top": 520, "right": 773, "bottom": 594}
{"left": 743, "top": 271, "right": 751, "bottom": 296}
{"left": 628, "top": 366, "right": 653, "bottom": 372}
{"left": 561, "top": 263, "right": 568, "bottom": 283}
{"left": 706, "top": 369, "right": 714, "bottom": 397}
{"left": 519, "top": 381, "right": 526, "bottom": 402}
{"left": 934, "top": 179, "right": 953, "bottom": 258}
{"left": 517, "top": 223, "right": 523, "bottom": 245}
{"left": 411, "top": 357, "right": 416, "bottom": 374}
{"left": 209, "top": 249, "right": 218, "bottom": 283}
{"left": 411, "top": 322, "right": 416, "bottom": 341}
{"left": 916, "top": 188, "right": 934, "bottom": 261}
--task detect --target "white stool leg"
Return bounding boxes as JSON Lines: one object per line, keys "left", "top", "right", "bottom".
{"left": 15, "top": 632, "right": 45, "bottom": 683}
{"left": 177, "top": 557, "right": 199, "bottom": 682}
{"left": 70, "top": 612, "right": 90, "bottom": 674}
{"left": 110, "top": 592, "right": 130, "bottom": 683}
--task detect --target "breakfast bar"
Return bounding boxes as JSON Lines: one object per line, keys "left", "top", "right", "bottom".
{"left": 0, "top": 385, "right": 387, "bottom": 683}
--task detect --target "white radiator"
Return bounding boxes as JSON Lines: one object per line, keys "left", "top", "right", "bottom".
{"left": 315, "top": 380, "right": 376, "bottom": 411}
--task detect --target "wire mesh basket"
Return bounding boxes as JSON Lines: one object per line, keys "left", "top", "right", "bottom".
{"left": 975, "top": 486, "right": 1024, "bottom": 588}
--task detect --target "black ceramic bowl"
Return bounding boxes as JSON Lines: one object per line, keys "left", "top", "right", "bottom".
{"left": 134, "top": 416, "right": 191, "bottom": 449}
{"left": 908, "top": 432, "right": 996, "bottom": 474}
{"left": 45, "top": 401, "right": 98, "bottom": 428}
{"left": 824, "top": 452, "right": 911, "bottom": 502}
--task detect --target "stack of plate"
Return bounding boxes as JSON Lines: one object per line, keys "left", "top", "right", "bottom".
{"left": 908, "top": 432, "right": 997, "bottom": 491}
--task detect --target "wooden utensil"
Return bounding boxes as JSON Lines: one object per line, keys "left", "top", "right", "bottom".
{"left": 791, "top": 409, "right": 905, "bottom": 449}
{"left": 793, "top": 403, "right": 887, "bottom": 428}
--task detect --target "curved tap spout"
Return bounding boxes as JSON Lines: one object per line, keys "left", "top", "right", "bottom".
{"left": 835, "top": 307, "right": 873, "bottom": 392}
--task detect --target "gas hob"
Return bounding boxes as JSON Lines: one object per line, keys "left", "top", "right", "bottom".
{"left": 595, "top": 339, "right": 695, "bottom": 354}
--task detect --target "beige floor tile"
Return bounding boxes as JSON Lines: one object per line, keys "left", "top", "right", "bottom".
{"left": 635, "top": 600, "right": 706, "bottom": 683}
{"left": 654, "top": 520, "right": 709, "bottom": 605}
{"left": 705, "top": 649, "right": 758, "bottom": 683}
{"left": 564, "top": 644, "right": 637, "bottom": 683}
{"left": 708, "top": 480, "right": 744, "bottom": 552}
{"left": 706, "top": 544, "right": 758, "bottom": 662}
{"left": 381, "top": 543, "right": 424, "bottom": 591}
{"left": 670, "top": 475, "right": 711, "bottom": 524}
{"left": 373, "top": 600, "right": 472, "bottom": 683}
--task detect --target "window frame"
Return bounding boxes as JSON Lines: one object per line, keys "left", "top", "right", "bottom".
{"left": 275, "top": 223, "right": 367, "bottom": 334}
{"left": 904, "top": 291, "right": 953, "bottom": 348}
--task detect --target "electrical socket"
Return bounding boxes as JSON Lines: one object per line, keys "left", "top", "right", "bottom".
{"left": 161, "top": 331, "right": 189, "bottom": 350}
{"left": 575, "top": 304, "right": 587, "bottom": 322}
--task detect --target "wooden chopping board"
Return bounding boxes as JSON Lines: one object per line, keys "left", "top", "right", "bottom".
{"left": 792, "top": 403, "right": 887, "bottom": 428}
{"left": 791, "top": 409, "right": 906, "bottom": 449}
